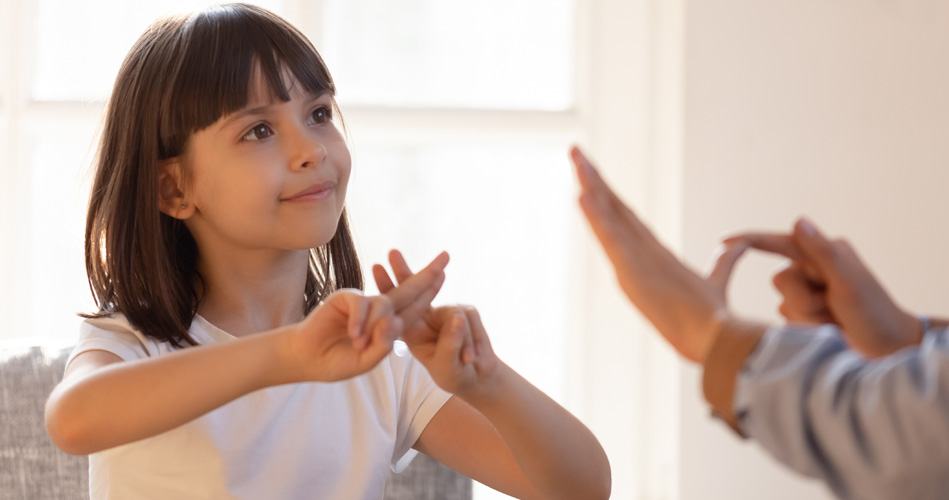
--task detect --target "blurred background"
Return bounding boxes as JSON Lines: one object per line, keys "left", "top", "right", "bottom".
{"left": 2, "top": 0, "right": 948, "bottom": 499}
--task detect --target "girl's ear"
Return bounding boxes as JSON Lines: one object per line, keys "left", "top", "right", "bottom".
{"left": 157, "top": 159, "right": 194, "bottom": 219}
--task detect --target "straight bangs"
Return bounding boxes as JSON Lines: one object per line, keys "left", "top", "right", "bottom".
{"left": 84, "top": 3, "right": 362, "bottom": 347}
{"left": 158, "top": 3, "right": 336, "bottom": 158}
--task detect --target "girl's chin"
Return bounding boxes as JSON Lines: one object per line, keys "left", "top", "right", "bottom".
{"left": 294, "top": 235, "right": 338, "bottom": 250}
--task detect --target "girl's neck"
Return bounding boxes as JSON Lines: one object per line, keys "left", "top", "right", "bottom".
{"left": 194, "top": 248, "right": 310, "bottom": 337}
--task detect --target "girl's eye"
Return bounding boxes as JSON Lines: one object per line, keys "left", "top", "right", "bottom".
{"left": 308, "top": 106, "right": 333, "bottom": 125}
{"left": 242, "top": 123, "right": 274, "bottom": 141}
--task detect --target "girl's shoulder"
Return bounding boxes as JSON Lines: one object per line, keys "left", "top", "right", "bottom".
{"left": 75, "top": 313, "right": 175, "bottom": 362}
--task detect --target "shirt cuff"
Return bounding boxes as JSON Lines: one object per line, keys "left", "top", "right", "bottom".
{"left": 702, "top": 320, "right": 767, "bottom": 436}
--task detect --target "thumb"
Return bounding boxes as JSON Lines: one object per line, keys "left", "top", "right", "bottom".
{"left": 705, "top": 240, "right": 751, "bottom": 294}
{"left": 792, "top": 218, "right": 838, "bottom": 278}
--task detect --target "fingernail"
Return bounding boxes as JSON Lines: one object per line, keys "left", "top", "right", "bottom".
{"left": 799, "top": 218, "right": 816, "bottom": 237}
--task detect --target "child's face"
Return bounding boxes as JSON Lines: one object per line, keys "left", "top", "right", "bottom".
{"left": 179, "top": 71, "right": 351, "bottom": 255}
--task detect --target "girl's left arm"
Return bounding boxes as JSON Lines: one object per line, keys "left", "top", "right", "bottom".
{"left": 407, "top": 305, "right": 610, "bottom": 500}
{"left": 415, "top": 346, "right": 612, "bottom": 500}
{"left": 375, "top": 255, "right": 610, "bottom": 499}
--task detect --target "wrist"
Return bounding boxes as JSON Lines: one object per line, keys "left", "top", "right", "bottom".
{"left": 917, "top": 314, "right": 930, "bottom": 340}
{"left": 697, "top": 310, "right": 739, "bottom": 364}
{"left": 259, "top": 325, "right": 303, "bottom": 386}
{"left": 701, "top": 316, "right": 769, "bottom": 434}
{"left": 892, "top": 311, "right": 926, "bottom": 352}
{"left": 455, "top": 360, "right": 512, "bottom": 408}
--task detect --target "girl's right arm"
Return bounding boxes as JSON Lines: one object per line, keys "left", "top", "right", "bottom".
{"left": 46, "top": 252, "right": 449, "bottom": 456}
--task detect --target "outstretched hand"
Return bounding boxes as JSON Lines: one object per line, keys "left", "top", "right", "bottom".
{"left": 725, "top": 219, "right": 923, "bottom": 358}
{"left": 570, "top": 146, "right": 746, "bottom": 363}
{"left": 284, "top": 251, "right": 450, "bottom": 382}
{"left": 373, "top": 251, "right": 499, "bottom": 397}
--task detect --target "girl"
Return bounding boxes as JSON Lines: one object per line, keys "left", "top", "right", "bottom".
{"left": 44, "top": 4, "right": 611, "bottom": 500}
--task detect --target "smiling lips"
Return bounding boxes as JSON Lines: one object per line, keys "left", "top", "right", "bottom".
{"left": 282, "top": 181, "right": 336, "bottom": 202}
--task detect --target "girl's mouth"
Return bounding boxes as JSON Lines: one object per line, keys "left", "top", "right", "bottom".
{"left": 282, "top": 181, "right": 336, "bottom": 202}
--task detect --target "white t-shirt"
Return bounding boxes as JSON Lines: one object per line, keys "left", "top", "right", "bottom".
{"left": 67, "top": 314, "right": 452, "bottom": 500}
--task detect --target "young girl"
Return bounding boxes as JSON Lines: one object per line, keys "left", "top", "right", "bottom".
{"left": 44, "top": 4, "right": 610, "bottom": 500}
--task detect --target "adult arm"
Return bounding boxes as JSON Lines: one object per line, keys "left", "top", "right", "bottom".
{"left": 570, "top": 145, "right": 949, "bottom": 500}
{"left": 705, "top": 322, "right": 949, "bottom": 500}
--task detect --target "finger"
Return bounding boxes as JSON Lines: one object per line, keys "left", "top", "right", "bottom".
{"left": 462, "top": 306, "right": 491, "bottom": 363}
{"left": 360, "top": 316, "right": 402, "bottom": 365}
{"left": 570, "top": 146, "right": 601, "bottom": 193}
{"left": 388, "top": 249, "right": 414, "bottom": 284}
{"left": 436, "top": 310, "right": 469, "bottom": 366}
{"left": 372, "top": 264, "right": 396, "bottom": 294}
{"left": 357, "top": 296, "right": 395, "bottom": 350}
{"left": 791, "top": 218, "right": 840, "bottom": 278}
{"left": 724, "top": 232, "right": 805, "bottom": 261}
{"left": 778, "top": 300, "right": 835, "bottom": 324}
{"left": 384, "top": 251, "right": 450, "bottom": 311}
{"left": 343, "top": 291, "right": 368, "bottom": 340}
{"left": 397, "top": 271, "right": 446, "bottom": 329}
{"left": 773, "top": 264, "right": 832, "bottom": 323}
{"left": 457, "top": 307, "right": 476, "bottom": 365}
{"left": 705, "top": 240, "right": 751, "bottom": 294}
{"left": 578, "top": 191, "right": 634, "bottom": 263}
{"left": 725, "top": 231, "right": 823, "bottom": 282}
{"left": 572, "top": 147, "right": 654, "bottom": 236}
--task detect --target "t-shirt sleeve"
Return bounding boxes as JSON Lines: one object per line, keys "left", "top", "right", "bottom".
{"left": 65, "top": 315, "right": 155, "bottom": 372}
{"left": 388, "top": 341, "right": 452, "bottom": 472}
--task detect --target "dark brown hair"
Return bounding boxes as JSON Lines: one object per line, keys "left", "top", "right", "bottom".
{"left": 84, "top": 3, "right": 363, "bottom": 347}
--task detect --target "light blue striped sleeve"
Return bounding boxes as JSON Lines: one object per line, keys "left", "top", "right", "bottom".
{"left": 733, "top": 324, "right": 949, "bottom": 500}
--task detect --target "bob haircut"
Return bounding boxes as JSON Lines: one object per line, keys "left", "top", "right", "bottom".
{"left": 84, "top": 3, "right": 363, "bottom": 347}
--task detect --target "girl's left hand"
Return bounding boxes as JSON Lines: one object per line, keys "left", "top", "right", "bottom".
{"left": 373, "top": 251, "right": 499, "bottom": 397}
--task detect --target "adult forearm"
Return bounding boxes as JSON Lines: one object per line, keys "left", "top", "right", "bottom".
{"left": 46, "top": 328, "right": 290, "bottom": 455}
{"left": 460, "top": 362, "right": 611, "bottom": 500}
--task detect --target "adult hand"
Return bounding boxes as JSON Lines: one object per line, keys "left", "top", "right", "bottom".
{"left": 285, "top": 251, "right": 449, "bottom": 382}
{"left": 570, "top": 146, "right": 746, "bottom": 363}
{"left": 726, "top": 219, "right": 923, "bottom": 358}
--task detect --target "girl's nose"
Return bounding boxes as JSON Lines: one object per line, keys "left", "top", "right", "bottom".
{"left": 288, "top": 127, "right": 327, "bottom": 171}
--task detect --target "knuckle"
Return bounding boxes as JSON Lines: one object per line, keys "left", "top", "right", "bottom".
{"left": 772, "top": 269, "right": 796, "bottom": 290}
{"left": 778, "top": 302, "right": 790, "bottom": 318}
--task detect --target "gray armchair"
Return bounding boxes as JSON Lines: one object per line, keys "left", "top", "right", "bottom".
{"left": 0, "top": 345, "right": 471, "bottom": 500}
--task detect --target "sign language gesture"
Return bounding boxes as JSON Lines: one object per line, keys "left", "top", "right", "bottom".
{"left": 725, "top": 220, "right": 924, "bottom": 358}
{"left": 372, "top": 250, "right": 499, "bottom": 397}
{"left": 284, "top": 251, "right": 450, "bottom": 382}
{"left": 570, "top": 146, "right": 749, "bottom": 363}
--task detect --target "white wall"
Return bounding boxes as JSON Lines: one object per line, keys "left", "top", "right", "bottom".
{"left": 675, "top": 1, "right": 949, "bottom": 499}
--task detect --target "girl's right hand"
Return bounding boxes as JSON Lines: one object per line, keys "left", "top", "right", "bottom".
{"left": 282, "top": 251, "right": 449, "bottom": 382}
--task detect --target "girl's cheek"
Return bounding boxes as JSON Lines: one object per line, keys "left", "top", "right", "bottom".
{"left": 335, "top": 145, "right": 353, "bottom": 185}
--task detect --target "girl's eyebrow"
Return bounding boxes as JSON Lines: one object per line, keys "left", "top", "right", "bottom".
{"left": 221, "top": 105, "right": 273, "bottom": 129}
{"left": 220, "top": 91, "right": 331, "bottom": 130}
